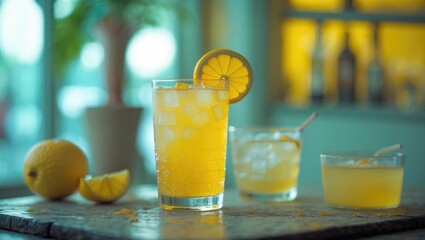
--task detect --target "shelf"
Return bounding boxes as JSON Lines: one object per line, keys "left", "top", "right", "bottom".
{"left": 269, "top": 103, "right": 425, "bottom": 124}
{"left": 284, "top": 10, "right": 425, "bottom": 23}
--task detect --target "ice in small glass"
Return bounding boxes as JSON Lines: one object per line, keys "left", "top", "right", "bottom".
{"left": 321, "top": 152, "right": 405, "bottom": 209}
{"left": 229, "top": 127, "right": 302, "bottom": 202}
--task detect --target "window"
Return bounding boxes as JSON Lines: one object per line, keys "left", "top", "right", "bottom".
{"left": 0, "top": 0, "right": 45, "bottom": 186}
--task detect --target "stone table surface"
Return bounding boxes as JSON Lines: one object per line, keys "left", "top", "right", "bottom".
{"left": 0, "top": 185, "right": 424, "bottom": 240}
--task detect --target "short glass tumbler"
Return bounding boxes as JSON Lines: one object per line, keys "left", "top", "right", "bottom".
{"left": 229, "top": 127, "right": 302, "bottom": 202}
{"left": 321, "top": 152, "right": 405, "bottom": 209}
{"left": 152, "top": 79, "right": 229, "bottom": 211}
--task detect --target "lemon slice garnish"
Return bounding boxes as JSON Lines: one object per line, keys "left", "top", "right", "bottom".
{"left": 193, "top": 48, "right": 253, "bottom": 104}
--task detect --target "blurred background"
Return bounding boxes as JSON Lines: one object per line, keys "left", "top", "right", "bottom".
{"left": 0, "top": 0, "right": 424, "bottom": 197}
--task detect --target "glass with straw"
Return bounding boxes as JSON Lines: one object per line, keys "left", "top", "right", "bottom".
{"left": 321, "top": 144, "right": 405, "bottom": 209}
{"left": 229, "top": 113, "right": 317, "bottom": 202}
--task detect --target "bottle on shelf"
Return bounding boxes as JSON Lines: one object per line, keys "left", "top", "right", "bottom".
{"left": 403, "top": 79, "right": 417, "bottom": 112}
{"left": 344, "top": 0, "right": 354, "bottom": 11}
{"left": 337, "top": 30, "right": 356, "bottom": 104}
{"left": 310, "top": 21, "right": 325, "bottom": 103}
{"left": 367, "top": 23, "right": 385, "bottom": 105}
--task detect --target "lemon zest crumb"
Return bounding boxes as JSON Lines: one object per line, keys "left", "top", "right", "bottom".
{"left": 114, "top": 208, "right": 137, "bottom": 216}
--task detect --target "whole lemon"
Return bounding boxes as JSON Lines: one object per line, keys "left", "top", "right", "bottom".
{"left": 23, "top": 139, "right": 88, "bottom": 200}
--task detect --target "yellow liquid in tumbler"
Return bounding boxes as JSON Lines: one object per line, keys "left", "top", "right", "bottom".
{"left": 322, "top": 166, "right": 403, "bottom": 208}
{"left": 233, "top": 139, "right": 301, "bottom": 194}
{"left": 153, "top": 87, "right": 229, "bottom": 197}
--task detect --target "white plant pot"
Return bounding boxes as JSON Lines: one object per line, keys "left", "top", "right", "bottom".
{"left": 84, "top": 106, "right": 143, "bottom": 183}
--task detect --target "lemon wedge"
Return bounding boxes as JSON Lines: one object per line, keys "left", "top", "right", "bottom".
{"left": 79, "top": 169, "right": 130, "bottom": 203}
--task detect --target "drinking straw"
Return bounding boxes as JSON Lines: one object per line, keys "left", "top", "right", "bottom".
{"left": 373, "top": 144, "right": 402, "bottom": 156}
{"left": 297, "top": 112, "right": 318, "bottom": 131}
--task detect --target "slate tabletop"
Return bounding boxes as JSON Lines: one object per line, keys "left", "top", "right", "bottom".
{"left": 0, "top": 185, "right": 424, "bottom": 240}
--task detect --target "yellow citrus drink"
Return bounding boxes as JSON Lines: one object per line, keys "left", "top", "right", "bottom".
{"left": 154, "top": 49, "right": 253, "bottom": 211}
{"left": 230, "top": 128, "right": 302, "bottom": 202}
{"left": 152, "top": 80, "right": 229, "bottom": 210}
{"left": 322, "top": 165, "right": 404, "bottom": 209}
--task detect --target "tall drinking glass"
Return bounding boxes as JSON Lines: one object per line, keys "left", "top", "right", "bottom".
{"left": 152, "top": 79, "right": 229, "bottom": 211}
